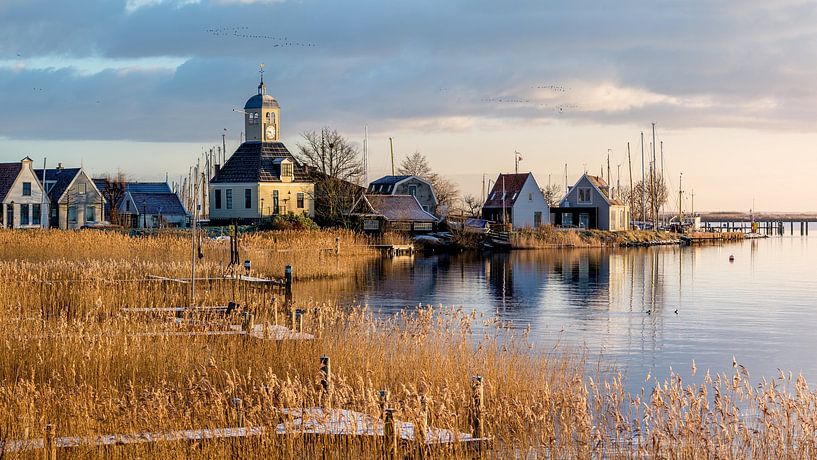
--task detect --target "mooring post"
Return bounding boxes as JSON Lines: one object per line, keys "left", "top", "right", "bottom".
{"left": 335, "top": 236, "right": 340, "bottom": 256}
{"left": 295, "top": 309, "right": 303, "bottom": 333}
{"left": 472, "top": 375, "right": 485, "bottom": 439}
{"left": 232, "top": 397, "right": 244, "bottom": 427}
{"left": 289, "top": 309, "right": 296, "bottom": 330}
{"left": 384, "top": 408, "right": 398, "bottom": 459}
{"left": 320, "top": 355, "right": 331, "bottom": 406}
{"left": 45, "top": 423, "right": 56, "bottom": 460}
{"left": 284, "top": 265, "right": 293, "bottom": 306}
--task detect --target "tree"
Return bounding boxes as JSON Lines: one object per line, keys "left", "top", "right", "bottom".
{"left": 98, "top": 171, "right": 128, "bottom": 225}
{"left": 296, "top": 128, "right": 364, "bottom": 226}
{"left": 632, "top": 174, "right": 668, "bottom": 225}
{"left": 541, "top": 183, "right": 563, "bottom": 207}
{"left": 397, "top": 151, "right": 459, "bottom": 209}
{"left": 460, "top": 194, "right": 483, "bottom": 218}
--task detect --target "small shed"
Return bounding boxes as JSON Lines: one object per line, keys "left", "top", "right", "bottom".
{"left": 349, "top": 194, "right": 437, "bottom": 233}
{"left": 119, "top": 183, "right": 189, "bottom": 228}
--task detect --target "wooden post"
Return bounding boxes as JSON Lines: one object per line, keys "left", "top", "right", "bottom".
{"left": 232, "top": 397, "right": 244, "bottom": 427}
{"left": 472, "top": 376, "right": 484, "bottom": 439}
{"left": 335, "top": 236, "right": 340, "bottom": 256}
{"left": 289, "top": 309, "right": 296, "bottom": 330}
{"left": 284, "top": 265, "right": 293, "bottom": 306}
{"left": 241, "top": 311, "right": 254, "bottom": 334}
{"left": 379, "top": 389, "right": 389, "bottom": 418}
{"left": 44, "top": 423, "right": 56, "bottom": 460}
{"left": 315, "top": 307, "right": 323, "bottom": 338}
{"left": 417, "top": 394, "right": 429, "bottom": 445}
{"left": 384, "top": 408, "right": 398, "bottom": 459}
{"left": 295, "top": 309, "right": 303, "bottom": 333}
{"left": 320, "top": 355, "right": 331, "bottom": 406}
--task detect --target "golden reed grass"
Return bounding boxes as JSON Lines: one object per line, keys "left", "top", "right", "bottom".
{"left": 0, "top": 229, "right": 815, "bottom": 458}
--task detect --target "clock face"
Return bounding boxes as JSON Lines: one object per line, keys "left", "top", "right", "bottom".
{"left": 265, "top": 124, "right": 276, "bottom": 139}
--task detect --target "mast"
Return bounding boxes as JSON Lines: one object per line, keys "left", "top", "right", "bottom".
{"left": 678, "top": 172, "right": 683, "bottom": 228}
{"left": 640, "top": 132, "right": 646, "bottom": 227}
{"left": 502, "top": 175, "right": 506, "bottom": 225}
{"left": 651, "top": 122, "right": 657, "bottom": 229}
{"left": 389, "top": 137, "right": 395, "bottom": 176}
{"left": 363, "top": 125, "right": 369, "bottom": 185}
{"left": 627, "top": 142, "right": 633, "bottom": 207}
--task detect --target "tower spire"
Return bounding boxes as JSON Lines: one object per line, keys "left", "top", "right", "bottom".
{"left": 258, "top": 63, "right": 266, "bottom": 95}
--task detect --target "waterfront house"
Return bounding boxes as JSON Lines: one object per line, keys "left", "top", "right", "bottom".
{"left": 0, "top": 157, "right": 48, "bottom": 229}
{"left": 35, "top": 165, "right": 105, "bottom": 229}
{"left": 481, "top": 173, "right": 550, "bottom": 229}
{"left": 552, "top": 174, "right": 630, "bottom": 231}
{"left": 209, "top": 75, "right": 315, "bottom": 224}
{"left": 119, "top": 182, "right": 188, "bottom": 228}
{"left": 348, "top": 194, "right": 437, "bottom": 233}
{"left": 367, "top": 175, "right": 438, "bottom": 215}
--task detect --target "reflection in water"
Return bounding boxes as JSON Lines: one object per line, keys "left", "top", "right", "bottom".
{"left": 303, "top": 231, "right": 816, "bottom": 393}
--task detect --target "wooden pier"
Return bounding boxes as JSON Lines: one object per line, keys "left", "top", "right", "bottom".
{"left": 369, "top": 244, "right": 415, "bottom": 257}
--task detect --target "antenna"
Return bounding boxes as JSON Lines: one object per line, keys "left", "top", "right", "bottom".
{"left": 363, "top": 125, "right": 368, "bottom": 185}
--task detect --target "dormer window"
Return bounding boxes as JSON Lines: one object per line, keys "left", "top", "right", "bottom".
{"left": 578, "top": 188, "right": 592, "bottom": 203}
{"left": 281, "top": 163, "right": 293, "bottom": 178}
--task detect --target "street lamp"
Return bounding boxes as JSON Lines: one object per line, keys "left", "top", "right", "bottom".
{"left": 260, "top": 197, "right": 265, "bottom": 220}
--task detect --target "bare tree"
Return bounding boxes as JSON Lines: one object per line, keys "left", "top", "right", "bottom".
{"left": 296, "top": 128, "right": 364, "bottom": 182}
{"left": 540, "top": 183, "right": 563, "bottom": 207}
{"left": 98, "top": 171, "right": 128, "bottom": 225}
{"left": 632, "top": 175, "right": 668, "bottom": 225}
{"left": 397, "top": 151, "right": 459, "bottom": 208}
{"left": 296, "top": 128, "right": 364, "bottom": 226}
{"left": 461, "top": 194, "right": 483, "bottom": 218}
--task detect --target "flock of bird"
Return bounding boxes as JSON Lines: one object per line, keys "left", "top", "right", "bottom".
{"left": 205, "top": 26, "right": 317, "bottom": 47}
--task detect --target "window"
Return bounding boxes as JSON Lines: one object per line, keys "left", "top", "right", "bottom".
{"left": 578, "top": 188, "right": 592, "bottom": 203}
{"left": 414, "top": 222, "right": 433, "bottom": 232}
{"left": 244, "top": 188, "right": 252, "bottom": 209}
{"left": 68, "top": 206, "right": 77, "bottom": 223}
{"left": 126, "top": 200, "right": 131, "bottom": 212}
{"left": 534, "top": 211, "right": 542, "bottom": 227}
{"left": 620, "top": 210, "right": 626, "bottom": 229}
{"left": 281, "top": 163, "right": 293, "bottom": 178}
{"left": 6, "top": 204, "right": 13, "bottom": 227}
{"left": 22, "top": 182, "right": 32, "bottom": 196}
{"left": 214, "top": 190, "right": 222, "bottom": 209}
{"left": 579, "top": 213, "right": 590, "bottom": 228}
{"left": 248, "top": 112, "right": 260, "bottom": 125}
{"left": 86, "top": 206, "right": 95, "bottom": 222}
{"left": 562, "top": 213, "right": 573, "bottom": 226}
{"left": 77, "top": 183, "right": 86, "bottom": 195}
{"left": 611, "top": 211, "right": 617, "bottom": 229}
{"left": 226, "top": 189, "right": 233, "bottom": 209}
{"left": 20, "top": 204, "right": 29, "bottom": 225}
{"left": 297, "top": 192, "right": 304, "bottom": 209}
{"left": 33, "top": 204, "right": 41, "bottom": 225}
{"left": 408, "top": 185, "right": 417, "bottom": 196}
{"left": 391, "top": 221, "right": 411, "bottom": 232}
{"left": 363, "top": 219, "right": 380, "bottom": 231}
{"left": 272, "top": 190, "right": 279, "bottom": 214}
{"left": 529, "top": 193, "right": 533, "bottom": 201}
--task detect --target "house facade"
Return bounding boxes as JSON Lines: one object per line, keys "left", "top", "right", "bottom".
{"left": 553, "top": 174, "right": 630, "bottom": 231}
{"left": 35, "top": 166, "right": 105, "bottom": 229}
{"left": 209, "top": 75, "right": 315, "bottom": 224}
{"left": 119, "top": 183, "right": 189, "bottom": 228}
{"left": 367, "top": 175, "right": 438, "bottom": 215}
{"left": 0, "top": 157, "right": 48, "bottom": 229}
{"left": 481, "top": 173, "right": 549, "bottom": 230}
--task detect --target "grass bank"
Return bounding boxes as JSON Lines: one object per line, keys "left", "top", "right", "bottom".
{"left": 511, "top": 227, "right": 680, "bottom": 249}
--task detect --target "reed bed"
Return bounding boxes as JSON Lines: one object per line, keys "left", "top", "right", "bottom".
{"left": 511, "top": 227, "right": 679, "bottom": 249}
{"left": 0, "top": 230, "right": 816, "bottom": 457}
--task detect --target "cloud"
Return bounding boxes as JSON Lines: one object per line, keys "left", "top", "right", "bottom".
{"left": 2, "top": 0, "right": 817, "bottom": 143}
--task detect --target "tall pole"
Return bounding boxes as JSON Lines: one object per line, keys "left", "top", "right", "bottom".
{"left": 564, "top": 163, "right": 568, "bottom": 193}
{"left": 651, "top": 123, "right": 657, "bottom": 229}
{"left": 363, "top": 125, "right": 369, "bottom": 185}
{"left": 42, "top": 158, "right": 47, "bottom": 228}
{"left": 481, "top": 174, "right": 486, "bottom": 203}
{"left": 191, "top": 165, "right": 197, "bottom": 309}
{"left": 389, "top": 137, "right": 395, "bottom": 176}
{"left": 678, "top": 172, "right": 683, "bottom": 228}
{"left": 640, "top": 132, "right": 646, "bottom": 227}
{"left": 616, "top": 164, "right": 621, "bottom": 199}
{"left": 502, "top": 175, "right": 506, "bottom": 225}
{"left": 222, "top": 129, "right": 227, "bottom": 162}
{"left": 627, "top": 142, "right": 633, "bottom": 206}
{"left": 606, "top": 149, "right": 611, "bottom": 193}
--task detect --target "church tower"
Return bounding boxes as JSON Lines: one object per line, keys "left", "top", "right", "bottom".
{"left": 243, "top": 65, "right": 280, "bottom": 142}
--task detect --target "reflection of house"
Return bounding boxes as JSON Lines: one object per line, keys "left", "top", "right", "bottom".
{"left": 35, "top": 166, "right": 105, "bottom": 229}
{"left": 553, "top": 174, "right": 630, "bottom": 231}
{"left": 119, "top": 183, "right": 188, "bottom": 228}
{"left": 367, "top": 176, "right": 438, "bottom": 215}
{"left": 348, "top": 194, "right": 437, "bottom": 233}
{"left": 209, "top": 74, "right": 314, "bottom": 224}
{"left": 0, "top": 157, "right": 48, "bottom": 228}
{"left": 481, "top": 173, "right": 549, "bottom": 229}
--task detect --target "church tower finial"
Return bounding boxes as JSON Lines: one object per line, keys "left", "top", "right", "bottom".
{"left": 258, "top": 63, "right": 266, "bottom": 95}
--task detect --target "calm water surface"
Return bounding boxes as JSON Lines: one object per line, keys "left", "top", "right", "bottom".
{"left": 330, "top": 224, "right": 816, "bottom": 392}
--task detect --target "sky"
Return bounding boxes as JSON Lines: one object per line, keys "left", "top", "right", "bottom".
{"left": 2, "top": 0, "right": 817, "bottom": 212}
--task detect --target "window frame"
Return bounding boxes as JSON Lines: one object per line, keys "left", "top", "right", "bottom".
{"left": 244, "top": 188, "right": 252, "bottom": 209}
{"left": 296, "top": 192, "right": 304, "bottom": 209}
{"left": 225, "top": 189, "right": 233, "bottom": 210}
{"left": 214, "top": 190, "right": 222, "bottom": 209}
{"left": 32, "top": 204, "right": 41, "bottom": 226}
{"left": 22, "top": 182, "right": 32, "bottom": 196}
{"left": 578, "top": 187, "right": 592, "bottom": 204}
{"left": 20, "top": 204, "right": 30, "bottom": 225}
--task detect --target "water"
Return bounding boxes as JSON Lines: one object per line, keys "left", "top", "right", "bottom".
{"left": 331, "top": 224, "right": 816, "bottom": 392}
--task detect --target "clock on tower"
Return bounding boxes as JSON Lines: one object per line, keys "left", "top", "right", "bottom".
{"left": 243, "top": 65, "right": 281, "bottom": 142}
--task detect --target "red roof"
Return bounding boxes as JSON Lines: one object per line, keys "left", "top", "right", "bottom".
{"left": 483, "top": 173, "right": 529, "bottom": 208}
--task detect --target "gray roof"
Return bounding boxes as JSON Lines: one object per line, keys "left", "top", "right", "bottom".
{"left": 34, "top": 168, "right": 81, "bottom": 202}
{"left": 127, "top": 191, "right": 187, "bottom": 216}
{"left": 244, "top": 94, "right": 279, "bottom": 110}
{"left": 211, "top": 142, "right": 309, "bottom": 184}
{"left": 361, "top": 195, "right": 437, "bottom": 222}
{"left": 127, "top": 182, "right": 173, "bottom": 194}
{"left": 370, "top": 175, "right": 412, "bottom": 186}
{"left": 0, "top": 163, "right": 22, "bottom": 202}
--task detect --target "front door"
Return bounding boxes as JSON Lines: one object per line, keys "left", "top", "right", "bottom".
{"left": 534, "top": 211, "right": 542, "bottom": 227}
{"left": 579, "top": 213, "right": 590, "bottom": 228}
{"left": 6, "top": 204, "right": 13, "bottom": 228}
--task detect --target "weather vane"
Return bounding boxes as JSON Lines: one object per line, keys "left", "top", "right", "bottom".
{"left": 259, "top": 63, "right": 265, "bottom": 82}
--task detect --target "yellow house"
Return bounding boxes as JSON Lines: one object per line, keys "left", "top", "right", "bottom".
{"left": 209, "top": 73, "right": 315, "bottom": 223}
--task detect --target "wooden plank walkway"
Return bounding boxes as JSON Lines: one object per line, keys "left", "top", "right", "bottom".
{"left": 2, "top": 407, "right": 484, "bottom": 453}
